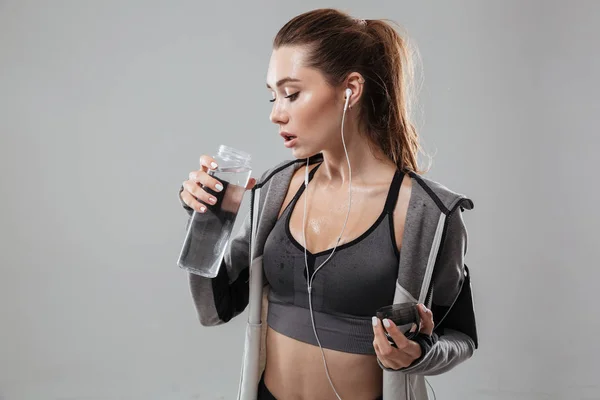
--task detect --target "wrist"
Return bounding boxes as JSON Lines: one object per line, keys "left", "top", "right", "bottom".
{"left": 410, "top": 332, "right": 438, "bottom": 365}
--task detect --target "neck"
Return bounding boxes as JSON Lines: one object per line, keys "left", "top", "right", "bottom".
{"left": 317, "top": 130, "right": 395, "bottom": 186}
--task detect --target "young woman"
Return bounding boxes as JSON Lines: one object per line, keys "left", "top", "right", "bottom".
{"left": 179, "top": 8, "right": 478, "bottom": 400}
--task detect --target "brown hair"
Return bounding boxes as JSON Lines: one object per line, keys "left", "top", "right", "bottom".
{"left": 273, "top": 8, "right": 429, "bottom": 174}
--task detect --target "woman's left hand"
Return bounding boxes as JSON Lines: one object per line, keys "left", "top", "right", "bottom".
{"left": 372, "top": 304, "right": 434, "bottom": 370}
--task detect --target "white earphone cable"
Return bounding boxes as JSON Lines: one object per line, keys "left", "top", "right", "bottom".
{"left": 302, "top": 89, "right": 353, "bottom": 400}
{"left": 300, "top": 88, "right": 423, "bottom": 400}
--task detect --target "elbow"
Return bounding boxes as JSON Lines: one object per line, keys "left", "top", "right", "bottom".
{"left": 196, "top": 311, "right": 225, "bottom": 327}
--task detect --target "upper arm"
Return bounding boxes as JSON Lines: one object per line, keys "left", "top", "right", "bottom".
{"left": 431, "top": 205, "right": 478, "bottom": 347}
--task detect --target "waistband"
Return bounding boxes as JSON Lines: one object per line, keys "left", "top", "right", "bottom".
{"left": 267, "top": 300, "right": 377, "bottom": 355}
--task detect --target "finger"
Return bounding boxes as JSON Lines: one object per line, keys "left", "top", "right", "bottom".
{"left": 373, "top": 318, "right": 417, "bottom": 370}
{"left": 182, "top": 179, "right": 219, "bottom": 208}
{"left": 188, "top": 170, "right": 224, "bottom": 195}
{"left": 372, "top": 317, "right": 394, "bottom": 360}
{"left": 417, "top": 304, "right": 434, "bottom": 336}
{"left": 199, "top": 155, "right": 219, "bottom": 172}
{"left": 180, "top": 189, "right": 207, "bottom": 213}
{"left": 382, "top": 319, "right": 420, "bottom": 358}
{"left": 245, "top": 177, "right": 257, "bottom": 190}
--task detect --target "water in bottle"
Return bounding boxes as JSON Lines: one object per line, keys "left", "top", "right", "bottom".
{"left": 177, "top": 145, "right": 252, "bottom": 278}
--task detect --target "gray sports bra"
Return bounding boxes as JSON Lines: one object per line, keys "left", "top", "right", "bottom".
{"left": 263, "top": 163, "right": 403, "bottom": 355}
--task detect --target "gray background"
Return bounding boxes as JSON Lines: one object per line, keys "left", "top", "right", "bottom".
{"left": 1, "top": 1, "right": 598, "bottom": 399}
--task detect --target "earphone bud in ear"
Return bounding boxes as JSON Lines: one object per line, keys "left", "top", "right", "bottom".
{"left": 344, "top": 88, "right": 353, "bottom": 111}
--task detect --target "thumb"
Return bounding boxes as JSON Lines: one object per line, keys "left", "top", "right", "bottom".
{"left": 417, "top": 304, "right": 434, "bottom": 336}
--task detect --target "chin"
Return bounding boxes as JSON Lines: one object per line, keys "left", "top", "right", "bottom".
{"left": 290, "top": 146, "right": 319, "bottom": 160}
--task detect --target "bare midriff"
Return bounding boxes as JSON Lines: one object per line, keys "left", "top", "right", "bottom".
{"left": 263, "top": 326, "right": 383, "bottom": 400}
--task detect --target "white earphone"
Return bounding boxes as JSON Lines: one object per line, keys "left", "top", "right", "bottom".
{"left": 302, "top": 87, "right": 353, "bottom": 400}
{"left": 344, "top": 88, "right": 352, "bottom": 111}
{"left": 302, "top": 86, "right": 421, "bottom": 399}
{"left": 305, "top": 88, "right": 352, "bottom": 187}
{"left": 304, "top": 164, "right": 309, "bottom": 186}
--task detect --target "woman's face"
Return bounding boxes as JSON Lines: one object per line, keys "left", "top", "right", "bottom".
{"left": 266, "top": 45, "right": 345, "bottom": 159}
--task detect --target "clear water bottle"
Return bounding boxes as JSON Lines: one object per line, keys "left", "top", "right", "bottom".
{"left": 177, "top": 145, "right": 252, "bottom": 278}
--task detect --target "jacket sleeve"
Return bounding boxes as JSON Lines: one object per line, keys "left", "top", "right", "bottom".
{"left": 178, "top": 186, "right": 253, "bottom": 327}
{"left": 380, "top": 204, "right": 478, "bottom": 375}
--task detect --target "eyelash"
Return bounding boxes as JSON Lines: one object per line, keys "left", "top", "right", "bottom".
{"left": 269, "top": 92, "right": 299, "bottom": 103}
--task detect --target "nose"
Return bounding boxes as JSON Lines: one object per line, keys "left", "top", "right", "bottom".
{"left": 269, "top": 101, "right": 289, "bottom": 125}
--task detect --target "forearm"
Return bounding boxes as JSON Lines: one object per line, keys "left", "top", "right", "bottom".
{"left": 378, "top": 328, "right": 475, "bottom": 375}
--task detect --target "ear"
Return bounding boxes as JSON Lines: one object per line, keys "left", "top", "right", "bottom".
{"left": 344, "top": 72, "right": 366, "bottom": 109}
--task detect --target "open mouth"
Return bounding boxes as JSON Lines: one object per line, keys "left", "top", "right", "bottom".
{"left": 281, "top": 133, "right": 298, "bottom": 148}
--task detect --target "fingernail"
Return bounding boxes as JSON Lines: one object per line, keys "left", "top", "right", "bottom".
{"left": 210, "top": 162, "right": 218, "bottom": 169}
{"left": 383, "top": 319, "right": 391, "bottom": 328}
{"left": 208, "top": 197, "right": 216, "bottom": 204}
{"left": 372, "top": 317, "right": 378, "bottom": 327}
{"left": 199, "top": 206, "right": 206, "bottom": 212}
{"left": 215, "top": 183, "right": 223, "bottom": 192}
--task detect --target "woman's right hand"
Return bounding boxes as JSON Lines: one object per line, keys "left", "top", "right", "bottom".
{"left": 180, "top": 154, "right": 256, "bottom": 213}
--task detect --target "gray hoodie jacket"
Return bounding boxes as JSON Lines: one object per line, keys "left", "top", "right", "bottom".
{"left": 181, "top": 155, "right": 478, "bottom": 399}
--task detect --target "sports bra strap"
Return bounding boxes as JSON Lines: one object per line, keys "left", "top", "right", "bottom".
{"left": 291, "top": 162, "right": 322, "bottom": 201}
{"left": 383, "top": 170, "right": 405, "bottom": 213}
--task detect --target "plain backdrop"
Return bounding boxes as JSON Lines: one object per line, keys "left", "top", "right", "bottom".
{"left": 1, "top": 1, "right": 598, "bottom": 399}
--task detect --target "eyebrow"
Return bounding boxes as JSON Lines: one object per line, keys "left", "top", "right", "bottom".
{"left": 266, "top": 77, "right": 301, "bottom": 89}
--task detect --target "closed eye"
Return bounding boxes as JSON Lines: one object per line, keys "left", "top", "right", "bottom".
{"left": 269, "top": 92, "right": 300, "bottom": 103}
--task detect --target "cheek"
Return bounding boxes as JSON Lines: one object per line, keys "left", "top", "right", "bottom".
{"left": 295, "top": 93, "right": 339, "bottom": 135}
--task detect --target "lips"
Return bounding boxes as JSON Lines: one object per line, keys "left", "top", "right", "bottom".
{"left": 280, "top": 132, "right": 297, "bottom": 141}
{"left": 280, "top": 132, "right": 298, "bottom": 148}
